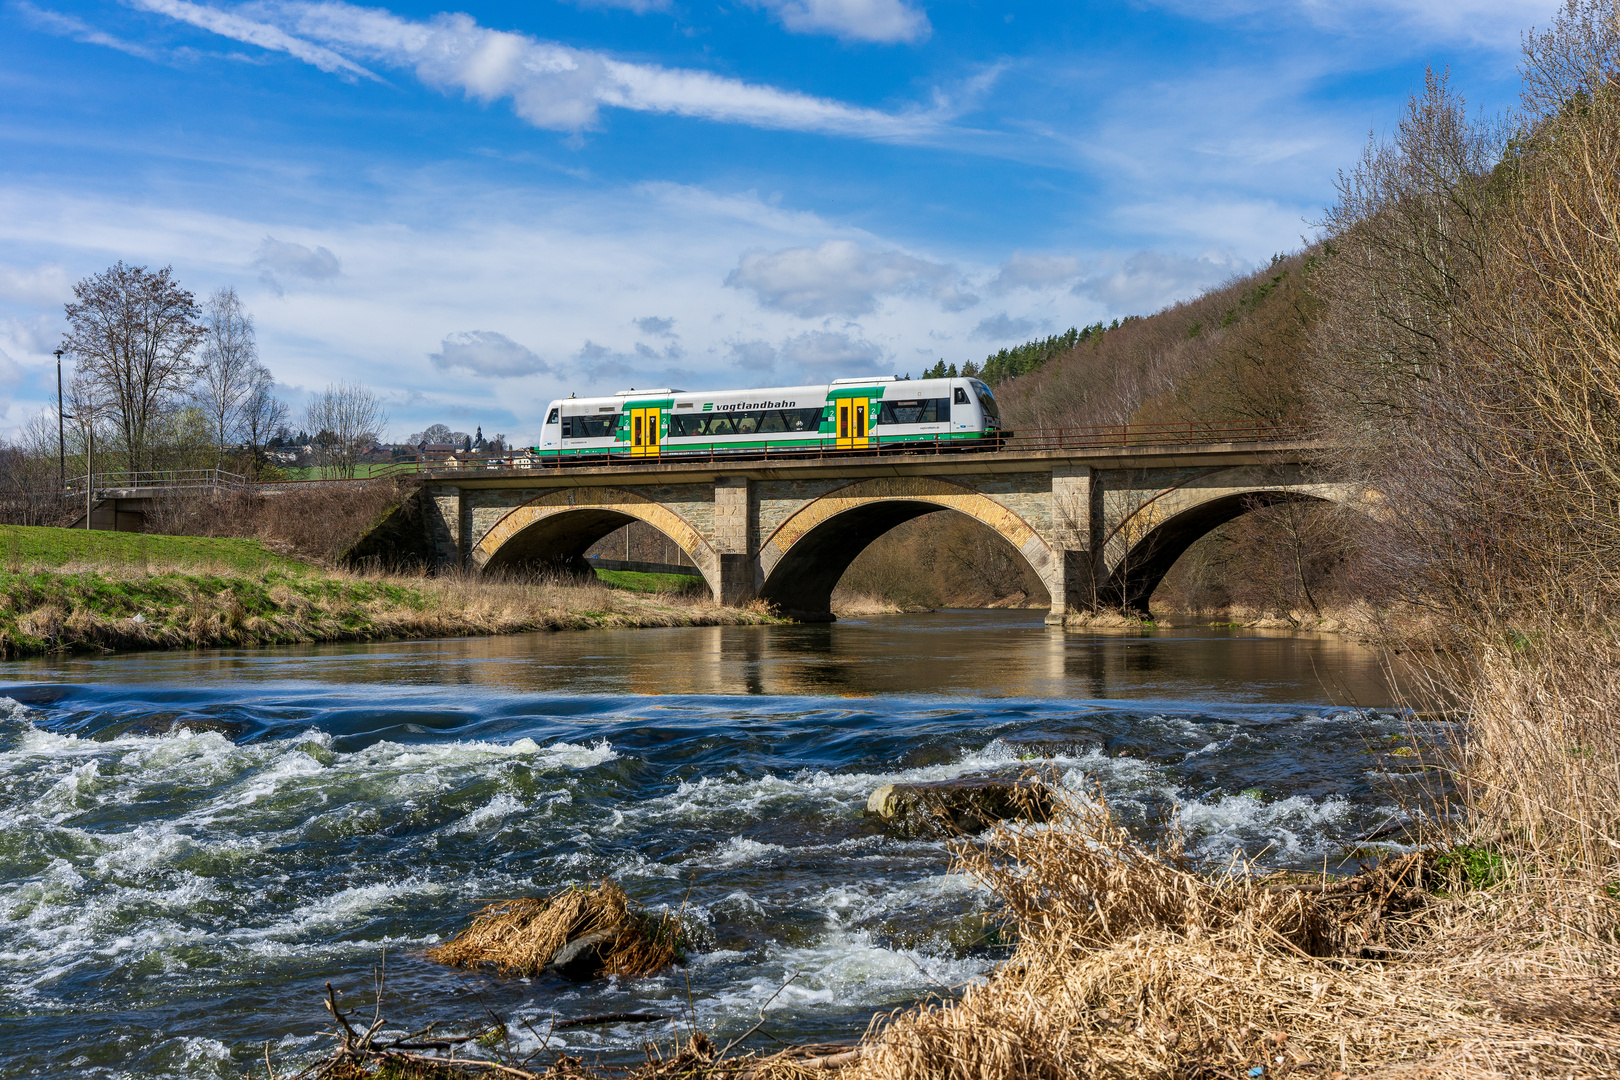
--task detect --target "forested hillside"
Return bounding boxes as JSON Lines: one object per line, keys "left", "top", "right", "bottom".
{"left": 837, "top": 250, "right": 1355, "bottom": 619}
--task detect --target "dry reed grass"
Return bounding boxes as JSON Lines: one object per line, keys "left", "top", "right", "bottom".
{"left": 427, "top": 883, "right": 681, "bottom": 980}
{"left": 844, "top": 795, "right": 1620, "bottom": 1080}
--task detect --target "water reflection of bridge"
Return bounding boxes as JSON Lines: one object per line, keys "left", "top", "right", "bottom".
{"left": 409, "top": 434, "right": 1349, "bottom": 620}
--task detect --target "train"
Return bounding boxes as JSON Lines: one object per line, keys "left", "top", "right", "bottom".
{"left": 534, "top": 376, "right": 1003, "bottom": 459}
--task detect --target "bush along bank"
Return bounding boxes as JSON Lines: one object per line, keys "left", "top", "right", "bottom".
{"left": 0, "top": 564, "right": 780, "bottom": 657}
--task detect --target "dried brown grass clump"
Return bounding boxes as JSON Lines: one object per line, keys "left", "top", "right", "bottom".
{"left": 427, "top": 883, "right": 681, "bottom": 980}
{"left": 846, "top": 797, "right": 1620, "bottom": 1080}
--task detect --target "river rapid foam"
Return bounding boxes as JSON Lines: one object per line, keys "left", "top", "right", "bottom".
{"left": 0, "top": 667, "right": 1419, "bottom": 1079}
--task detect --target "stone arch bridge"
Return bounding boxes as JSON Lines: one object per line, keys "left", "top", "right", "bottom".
{"left": 407, "top": 439, "right": 1350, "bottom": 621}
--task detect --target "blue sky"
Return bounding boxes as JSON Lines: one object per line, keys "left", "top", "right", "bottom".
{"left": 0, "top": 0, "right": 1556, "bottom": 443}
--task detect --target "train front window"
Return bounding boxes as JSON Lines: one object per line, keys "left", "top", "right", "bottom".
{"left": 972, "top": 381, "right": 1001, "bottom": 421}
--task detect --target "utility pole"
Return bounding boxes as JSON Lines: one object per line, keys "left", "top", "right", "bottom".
{"left": 53, "top": 348, "right": 65, "bottom": 492}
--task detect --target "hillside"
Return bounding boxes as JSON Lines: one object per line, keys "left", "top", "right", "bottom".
{"left": 839, "top": 251, "right": 1352, "bottom": 620}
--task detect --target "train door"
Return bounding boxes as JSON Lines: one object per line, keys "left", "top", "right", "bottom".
{"left": 836, "top": 397, "right": 870, "bottom": 450}
{"left": 630, "top": 407, "right": 661, "bottom": 457}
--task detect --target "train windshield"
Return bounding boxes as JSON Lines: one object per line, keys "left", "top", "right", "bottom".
{"left": 972, "top": 381, "right": 1000, "bottom": 421}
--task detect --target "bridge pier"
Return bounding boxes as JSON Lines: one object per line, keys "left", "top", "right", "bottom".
{"left": 714, "top": 477, "right": 756, "bottom": 606}
{"left": 428, "top": 485, "right": 464, "bottom": 569}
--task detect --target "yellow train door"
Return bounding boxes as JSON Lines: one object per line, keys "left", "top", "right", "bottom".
{"left": 836, "top": 397, "right": 870, "bottom": 450}
{"left": 630, "top": 407, "right": 661, "bottom": 457}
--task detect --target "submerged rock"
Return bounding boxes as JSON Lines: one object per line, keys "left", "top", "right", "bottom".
{"left": 865, "top": 775, "right": 1053, "bottom": 838}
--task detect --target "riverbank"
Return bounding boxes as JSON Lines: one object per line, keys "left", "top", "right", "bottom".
{"left": 0, "top": 561, "right": 779, "bottom": 657}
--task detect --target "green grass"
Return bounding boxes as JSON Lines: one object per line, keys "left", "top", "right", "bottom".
{"left": 593, "top": 568, "right": 704, "bottom": 594}
{"left": 0, "top": 525, "right": 309, "bottom": 574}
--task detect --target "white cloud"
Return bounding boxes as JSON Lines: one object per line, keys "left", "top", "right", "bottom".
{"left": 253, "top": 236, "right": 341, "bottom": 295}
{"left": 745, "top": 0, "right": 931, "bottom": 44}
{"left": 990, "top": 253, "right": 1080, "bottom": 294}
{"left": 430, "top": 330, "right": 551, "bottom": 377}
{"left": 725, "top": 239, "right": 954, "bottom": 317}
{"left": 972, "top": 312, "right": 1037, "bottom": 341}
{"left": 0, "top": 262, "right": 74, "bottom": 306}
{"left": 118, "top": 0, "right": 942, "bottom": 139}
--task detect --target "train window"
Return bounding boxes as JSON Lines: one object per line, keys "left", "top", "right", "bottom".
{"left": 564, "top": 414, "right": 617, "bottom": 439}
{"left": 954, "top": 387, "right": 970, "bottom": 405}
{"left": 546, "top": 408, "right": 559, "bottom": 424}
{"left": 878, "top": 398, "right": 949, "bottom": 424}
{"left": 668, "top": 408, "right": 822, "bottom": 437}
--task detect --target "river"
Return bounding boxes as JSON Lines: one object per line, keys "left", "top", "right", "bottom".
{"left": 0, "top": 610, "right": 1413, "bottom": 1078}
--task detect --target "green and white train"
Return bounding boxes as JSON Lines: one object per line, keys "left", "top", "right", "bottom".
{"left": 535, "top": 376, "right": 1003, "bottom": 460}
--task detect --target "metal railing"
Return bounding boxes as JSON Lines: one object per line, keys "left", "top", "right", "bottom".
{"left": 241, "top": 421, "right": 1317, "bottom": 487}
{"left": 391, "top": 419, "right": 1314, "bottom": 474}
{"left": 65, "top": 468, "right": 248, "bottom": 494}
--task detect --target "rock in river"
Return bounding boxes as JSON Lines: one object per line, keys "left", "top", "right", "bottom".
{"left": 865, "top": 775, "right": 1053, "bottom": 839}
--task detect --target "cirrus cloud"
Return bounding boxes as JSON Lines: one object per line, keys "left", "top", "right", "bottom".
{"left": 121, "top": 0, "right": 945, "bottom": 139}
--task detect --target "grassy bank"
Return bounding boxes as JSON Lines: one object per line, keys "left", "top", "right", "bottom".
{"left": 0, "top": 529, "right": 779, "bottom": 657}
{"left": 0, "top": 525, "right": 306, "bottom": 574}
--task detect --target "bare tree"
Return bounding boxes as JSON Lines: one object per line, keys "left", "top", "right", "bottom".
{"left": 61, "top": 262, "right": 205, "bottom": 476}
{"left": 305, "top": 382, "right": 387, "bottom": 479}
{"left": 240, "top": 368, "right": 289, "bottom": 477}
{"left": 193, "top": 287, "right": 258, "bottom": 469}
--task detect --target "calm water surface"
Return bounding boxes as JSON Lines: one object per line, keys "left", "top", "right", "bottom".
{"left": 0, "top": 611, "right": 1412, "bottom": 1078}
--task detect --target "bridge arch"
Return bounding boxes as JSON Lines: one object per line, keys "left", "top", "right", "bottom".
{"left": 757, "top": 476, "right": 1055, "bottom": 620}
{"left": 472, "top": 487, "right": 719, "bottom": 593}
{"left": 1098, "top": 466, "right": 1355, "bottom": 613}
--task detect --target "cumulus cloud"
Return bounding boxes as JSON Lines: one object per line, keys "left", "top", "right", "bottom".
{"left": 635, "top": 315, "right": 676, "bottom": 337}
{"left": 253, "top": 236, "right": 341, "bottom": 295}
{"left": 0, "top": 262, "right": 73, "bottom": 306}
{"left": 989, "top": 253, "right": 1081, "bottom": 294}
{"left": 430, "top": 330, "right": 551, "bottom": 377}
{"left": 726, "top": 239, "right": 955, "bottom": 317}
{"left": 972, "top": 312, "right": 1037, "bottom": 341}
{"left": 1074, "top": 250, "right": 1246, "bottom": 313}
{"left": 122, "top": 0, "right": 941, "bottom": 139}
{"left": 745, "top": 0, "right": 931, "bottom": 43}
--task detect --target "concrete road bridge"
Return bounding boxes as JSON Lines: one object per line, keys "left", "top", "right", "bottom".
{"left": 401, "top": 426, "right": 1353, "bottom": 621}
